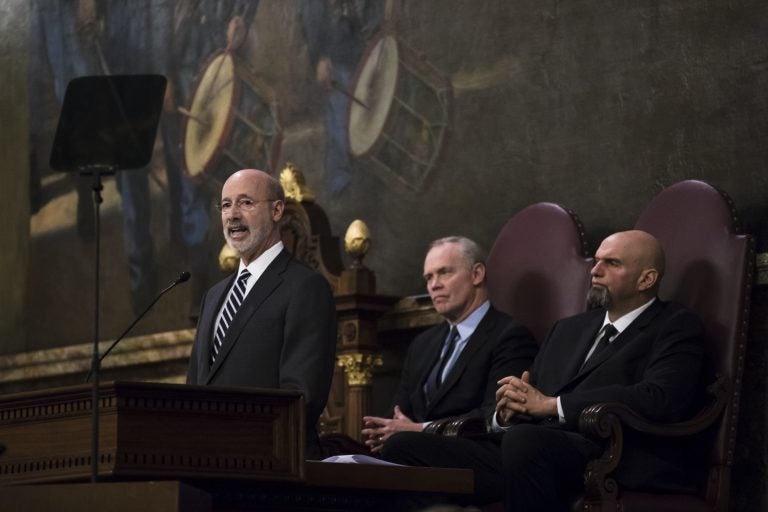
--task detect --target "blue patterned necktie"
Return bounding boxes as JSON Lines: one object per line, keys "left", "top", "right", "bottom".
{"left": 424, "top": 327, "right": 460, "bottom": 405}
{"left": 210, "top": 269, "right": 251, "bottom": 365}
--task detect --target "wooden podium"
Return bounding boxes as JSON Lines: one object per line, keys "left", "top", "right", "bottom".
{"left": 0, "top": 382, "right": 473, "bottom": 511}
{"left": 0, "top": 381, "right": 304, "bottom": 484}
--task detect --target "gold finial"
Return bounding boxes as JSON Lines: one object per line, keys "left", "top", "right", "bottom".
{"left": 279, "top": 163, "right": 315, "bottom": 202}
{"left": 344, "top": 219, "right": 370, "bottom": 268}
{"left": 218, "top": 243, "right": 239, "bottom": 273}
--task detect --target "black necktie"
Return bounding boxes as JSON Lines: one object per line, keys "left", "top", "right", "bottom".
{"left": 424, "top": 327, "right": 460, "bottom": 405}
{"left": 583, "top": 324, "right": 618, "bottom": 367}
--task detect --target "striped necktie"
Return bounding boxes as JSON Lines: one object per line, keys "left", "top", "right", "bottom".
{"left": 210, "top": 269, "right": 251, "bottom": 365}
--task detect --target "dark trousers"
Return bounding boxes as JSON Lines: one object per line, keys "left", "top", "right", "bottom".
{"left": 381, "top": 425, "right": 601, "bottom": 512}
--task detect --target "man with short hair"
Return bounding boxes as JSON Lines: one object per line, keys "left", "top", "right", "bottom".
{"left": 382, "top": 230, "right": 706, "bottom": 511}
{"left": 362, "top": 236, "right": 537, "bottom": 451}
{"left": 187, "top": 169, "right": 337, "bottom": 460}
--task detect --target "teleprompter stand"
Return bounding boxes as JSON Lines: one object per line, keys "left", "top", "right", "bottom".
{"left": 49, "top": 74, "right": 166, "bottom": 483}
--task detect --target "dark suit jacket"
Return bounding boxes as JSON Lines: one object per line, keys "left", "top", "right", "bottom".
{"left": 187, "top": 249, "right": 337, "bottom": 460}
{"left": 394, "top": 306, "right": 537, "bottom": 424}
{"left": 530, "top": 299, "right": 706, "bottom": 491}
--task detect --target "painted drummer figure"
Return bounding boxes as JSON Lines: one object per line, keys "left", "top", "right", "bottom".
{"left": 298, "top": 0, "right": 385, "bottom": 195}
{"left": 169, "top": 3, "right": 261, "bottom": 320}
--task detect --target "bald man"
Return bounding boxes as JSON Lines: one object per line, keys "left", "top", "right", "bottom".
{"left": 187, "top": 169, "right": 337, "bottom": 460}
{"left": 383, "top": 230, "right": 706, "bottom": 511}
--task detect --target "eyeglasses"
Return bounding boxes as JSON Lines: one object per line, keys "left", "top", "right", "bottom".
{"left": 215, "top": 198, "right": 278, "bottom": 213}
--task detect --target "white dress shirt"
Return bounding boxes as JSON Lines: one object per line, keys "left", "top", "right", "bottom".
{"left": 213, "top": 241, "right": 284, "bottom": 334}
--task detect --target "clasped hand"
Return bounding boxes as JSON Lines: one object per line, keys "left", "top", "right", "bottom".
{"left": 495, "top": 370, "right": 558, "bottom": 426}
{"left": 361, "top": 405, "right": 422, "bottom": 452}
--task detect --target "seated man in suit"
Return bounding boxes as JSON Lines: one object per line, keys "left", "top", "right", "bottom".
{"left": 362, "top": 236, "right": 538, "bottom": 452}
{"left": 382, "top": 230, "right": 706, "bottom": 511}
{"left": 187, "top": 169, "right": 337, "bottom": 460}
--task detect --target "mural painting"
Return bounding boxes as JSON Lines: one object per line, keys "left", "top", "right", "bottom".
{"left": 27, "top": 0, "right": 454, "bottom": 347}
{"left": 23, "top": 0, "right": 768, "bottom": 351}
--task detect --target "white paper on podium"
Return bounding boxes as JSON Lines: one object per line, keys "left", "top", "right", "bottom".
{"left": 321, "top": 454, "right": 403, "bottom": 466}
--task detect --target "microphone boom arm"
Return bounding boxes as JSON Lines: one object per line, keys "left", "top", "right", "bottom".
{"left": 85, "top": 271, "right": 190, "bottom": 382}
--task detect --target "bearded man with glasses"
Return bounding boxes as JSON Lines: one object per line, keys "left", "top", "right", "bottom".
{"left": 187, "top": 168, "right": 337, "bottom": 460}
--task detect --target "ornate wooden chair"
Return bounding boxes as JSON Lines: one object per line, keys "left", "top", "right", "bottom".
{"left": 577, "top": 180, "right": 754, "bottom": 512}
{"left": 485, "top": 201, "right": 593, "bottom": 344}
{"left": 426, "top": 202, "right": 593, "bottom": 436}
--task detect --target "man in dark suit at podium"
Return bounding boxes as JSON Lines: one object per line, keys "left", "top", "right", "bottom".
{"left": 187, "top": 169, "right": 337, "bottom": 460}
{"left": 382, "top": 230, "right": 706, "bottom": 511}
{"left": 362, "top": 236, "right": 537, "bottom": 452}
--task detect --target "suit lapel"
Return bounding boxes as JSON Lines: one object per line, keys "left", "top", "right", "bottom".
{"left": 425, "top": 309, "right": 496, "bottom": 414}
{"left": 570, "top": 301, "right": 665, "bottom": 380}
{"left": 413, "top": 324, "right": 450, "bottom": 411}
{"left": 206, "top": 250, "right": 290, "bottom": 383}
{"left": 196, "top": 275, "right": 234, "bottom": 383}
{"left": 548, "top": 314, "right": 604, "bottom": 392}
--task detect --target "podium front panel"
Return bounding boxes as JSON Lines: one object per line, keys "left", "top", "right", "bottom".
{"left": 0, "top": 382, "right": 304, "bottom": 484}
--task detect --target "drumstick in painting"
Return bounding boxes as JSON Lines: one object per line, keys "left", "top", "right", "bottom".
{"left": 93, "top": 40, "right": 111, "bottom": 76}
{"left": 202, "top": 77, "right": 234, "bottom": 109}
{"left": 177, "top": 107, "right": 211, "bottom": 127}
{"left": 331, "top": 80, "right": 370, "bottom": 110}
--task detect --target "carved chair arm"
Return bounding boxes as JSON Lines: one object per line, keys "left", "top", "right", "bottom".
{"left": 424, "top": 416, "right": 487, "bottom": 437}
{"left": 579, "top": 375, "right": 729, "bottom": 440}
{"left": 443, "top": 416, "right": 487, "bottom": 436}
{"left": 577, "top": 375, "right": 730, "bottom": 507}
{"left": 423, "top": 417, "right": 450, "bottom": 435}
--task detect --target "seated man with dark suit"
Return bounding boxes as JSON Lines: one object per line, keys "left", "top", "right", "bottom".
{"left": 187, "top": 169, "right": 337, "bottom": 460}
{"left": 382, "top": 230, "right": 706, "bottom": 511}
{"left": 362, "top": 236, "right": 538, "bottom": 452}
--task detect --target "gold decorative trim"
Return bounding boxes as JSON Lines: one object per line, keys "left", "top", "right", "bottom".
{"left": 336, "top": 352, "right": 383, "bottom": 386}
{"left": 0, "top": 329, "right": 195, "bottom": 393}
{"left": 279, "top": 163, "right": 315, "bottom": 203}
{"left": 757, "top": 252, "right": 768, "bottom": 286}
{"left": 219, "top": 243, "right": 239, "bottom": 273}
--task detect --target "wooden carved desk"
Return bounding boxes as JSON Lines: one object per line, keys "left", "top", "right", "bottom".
{"left": 0, "top": 382, "right": 473, "bottom": 511}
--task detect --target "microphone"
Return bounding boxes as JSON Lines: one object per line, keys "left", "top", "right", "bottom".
{"left": 85, "top": 271, "right": 191, "bottom": 382}
{"left": 175, "top": 271, "right": 191, "bottom": 284}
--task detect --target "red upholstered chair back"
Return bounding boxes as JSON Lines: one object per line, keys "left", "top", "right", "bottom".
{"left": 634, "top": 180, "right": 754, "bottom": 509}
{"left": 486, "top": 202, "right": 593, "bottom": 344}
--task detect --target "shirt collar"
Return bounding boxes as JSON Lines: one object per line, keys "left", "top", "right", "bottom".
{"left": 451, "top": 300, "right": 490, "bottom": 341}
{"left": 601, "top": 297, "right": 656, "bottom": 334}
{"left": 238, "top": 240, "right": 284, "bottom": 290}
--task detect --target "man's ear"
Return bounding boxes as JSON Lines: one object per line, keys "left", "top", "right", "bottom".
{"left": 272, "top": 199, "right": 285, "bottom": 221}
{"left": 637, "top": 268, "right": 658, "bottom": 291}
{"left": 472, "top": 262, "right": 486, "bottom": 286}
